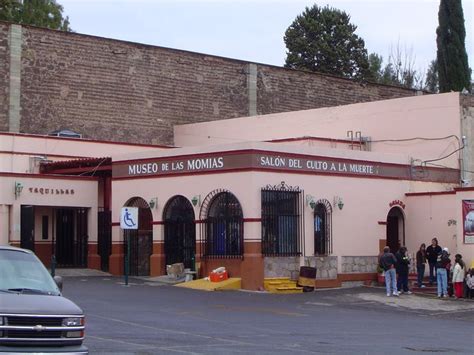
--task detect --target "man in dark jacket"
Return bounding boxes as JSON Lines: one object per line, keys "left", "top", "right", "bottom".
{"left": 426, "top": 237, "right": 441, "bottom": 285}
{"left": 396, "top": 246, "right": 412, "bottom": 294}
{"left": 379, "top": 246, "right": 399, "bottom": 297}
{"left": 436, "top": 247, "right": 451, "bottom": 298}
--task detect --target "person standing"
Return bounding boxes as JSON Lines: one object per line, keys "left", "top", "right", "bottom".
{"left": 426, "top": 237, "right": 441, "bottom": 285}
{"left": 396, "top": 246, "right": 412, "bottom": 294}
{"left": 416, "top": 243, "right": 427, "bottom": 288}
{"left": 379, "top": 246, "right": 399, "bottom": 297}
{"left": 451, "top": 254, "right": 465, "bottom": 298}
{"left": 436, "top": 247, "right": 451, "bottom": 298}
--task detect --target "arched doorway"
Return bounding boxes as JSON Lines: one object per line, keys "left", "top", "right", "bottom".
{"left": 314, "top": 199, "right": 332, "bottom": 255}
{"left": 163, "top": 195, "right": 196, "bottom": 269}
{"left": 123, "top": 197, "right": 153, "bottom": 276}
{"left": 200, "top": 190, "right": 243, "bottom": 258}
{"left": 386, "top": 207, "right": 405, "bottom": 252}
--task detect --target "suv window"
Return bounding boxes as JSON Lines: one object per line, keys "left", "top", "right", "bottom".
{"left": 0, "top": 250, "right": 60, "bottom": 295}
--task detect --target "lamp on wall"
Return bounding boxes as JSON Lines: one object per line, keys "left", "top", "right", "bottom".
{"left": 14, "top": 182, "right": 23, "bottom": 199}
{"left": 333, "top": 196, "right": 344, "bottom": 210}
{"left": 191, "top": 195, "right": 201, "bottom": 207}
{"left": 148, "top": 197, "right": 158, "bottom": 209}
{"left": 306, "top": 195, "right": 316, "bottom": 210}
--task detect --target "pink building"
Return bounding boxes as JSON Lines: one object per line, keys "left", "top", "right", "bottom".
{"left": 1, "top": 92, "right": 473, "bottom": 290}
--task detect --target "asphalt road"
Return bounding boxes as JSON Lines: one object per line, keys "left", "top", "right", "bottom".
{"left": 62, "top": 277, "right": 474, "bottom": 354}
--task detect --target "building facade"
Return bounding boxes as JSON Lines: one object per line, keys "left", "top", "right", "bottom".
{"left": 2, "top": 93, "right": 472, "bottom": 290}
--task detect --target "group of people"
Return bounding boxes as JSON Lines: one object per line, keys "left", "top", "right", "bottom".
{"left": 379, "top": 238, "right": 474, "bottom": 299}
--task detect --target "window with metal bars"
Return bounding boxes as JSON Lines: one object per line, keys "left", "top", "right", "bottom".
{"left": 202, "top": 191, "right": 243, "bottom": 258}
{"left": 261, "top": 182, "right": 303, "bottom": 256}
{"left": 314, "top": 199, "right": 332, "bottom": 255}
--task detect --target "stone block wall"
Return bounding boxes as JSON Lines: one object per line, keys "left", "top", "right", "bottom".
{"left": 0, "top": 23, "right": 9, "bottom": 131}
{"left": 304, "top": 256, "right": 338, "bottom": 279}
{"left": 341, "top": 256, "right": 378, "bottom": 273}
{"left": 0, "top": 21, "right": 421, "bottom": 145}
{"left": 264, "top": 257, "right": 300, "bottom": 279}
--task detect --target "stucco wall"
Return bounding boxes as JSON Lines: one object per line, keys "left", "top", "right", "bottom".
{"left": 175, "top": 93, "right": 462, "bottom": 169}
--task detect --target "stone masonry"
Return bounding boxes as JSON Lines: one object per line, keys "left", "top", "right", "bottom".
{"left": 264, "top": 257, "right": 300, "bottom": 280}
{"left": 0, "top": 21, "right": 421, "bottom": 145}
{"left": 341, "top": 256, "right": 379, "bottom": 273}
{"left": 304, "top": 256, "right": 338, "bottom": 279}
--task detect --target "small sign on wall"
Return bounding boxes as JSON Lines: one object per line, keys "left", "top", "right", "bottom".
{"left": 120, "top": 207, "right": 138, "bottom": 230}
{"left": 463, "top": 200, "right": 474, "bottom": 244}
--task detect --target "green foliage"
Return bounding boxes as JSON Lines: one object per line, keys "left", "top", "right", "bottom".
{"left": 424, "top": 60, "right": 439, "bottom": 93}
{"left": 0, "top": 0, "right": 71, "bottom": 31}
{"left": 436, "top": 0, "right": 471, "bottom": 92}
{"left": 367, "top": 53, "right": 383, "bottom": 82}
{"left": 284, "top": 4, "right": 369, "bottom": 79}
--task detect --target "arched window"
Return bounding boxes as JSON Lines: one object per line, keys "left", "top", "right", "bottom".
{"left": 202, "top": 191, "right": 243, "bottom": 258}
{"left": 314, "top": 199, "right": 332, "bottom": 255}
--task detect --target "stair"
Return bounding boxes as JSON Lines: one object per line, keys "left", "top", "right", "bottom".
{"left": 264, "top": 277, "right": 303, "bottom": 294}
{"left": 408, "top": 274, "right": 438, "bottom": 296}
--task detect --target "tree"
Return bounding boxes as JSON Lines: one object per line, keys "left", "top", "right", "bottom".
{"left": 424, "top": 60, "right": 439, "bottom": 93}
{"left": 284, "top": 4, "right": 369, "bottom": 79}
{"left": 436, "top": 0, "right": 471, "bottom": 92}
{"left": 367, "top": 53, "right": 383, "bottom": 82}
{"left": 0, "top": 0, "right": 71, "bottom": 31}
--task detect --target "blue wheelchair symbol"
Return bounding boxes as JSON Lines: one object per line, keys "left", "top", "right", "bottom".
{"left": 123, "top": 208, "right": 136, "bottom": 228}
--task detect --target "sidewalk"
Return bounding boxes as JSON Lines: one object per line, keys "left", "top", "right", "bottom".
{"left": 356, "top": 291, "right": 474, "bottom": 313}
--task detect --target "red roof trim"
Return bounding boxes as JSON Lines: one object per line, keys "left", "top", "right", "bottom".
{"left": 0, "top": 172, "right": 99, "bottom": 181}
{"left": 0, "top": 132, "right": 175, "bottom": 149}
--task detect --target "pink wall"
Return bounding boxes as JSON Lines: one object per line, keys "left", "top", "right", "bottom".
{"left": 175, "top": 93, "right": 461, "bottom": 169}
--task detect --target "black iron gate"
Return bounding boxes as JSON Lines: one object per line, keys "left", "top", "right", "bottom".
{"left": 314, "top": 199, "right": 332, "bottom": 255}
{"left": 261, "top": 182, "right": 304, "bottom": 256}
{"left": 124, "top": 198, "right": 153, "bottom": 276}
{"left": 55, "top": 208, "right": 88, "bottom": 267}
{"left": 164, "top": 196, "right": 196, "bottom": 269}
{"left": 98, "top": 209, "right": 112, "bottom": 272}
{"left": 20, "top": 205, "right": 35, "bottom": 251}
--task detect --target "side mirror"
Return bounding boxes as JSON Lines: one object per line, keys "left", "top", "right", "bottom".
{"left": 54, "top": 276, "right": 63, "bottom": 292}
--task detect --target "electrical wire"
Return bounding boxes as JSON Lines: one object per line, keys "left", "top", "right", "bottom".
{"left": 78, "top": 157, "right": 109, "bottom": 176}
{"left": 422, "top": 146, "right": 465, "bottom": 164}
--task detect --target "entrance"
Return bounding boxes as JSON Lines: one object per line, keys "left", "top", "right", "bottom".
{"left": 386, "top": 207, "right": 405, "bottom": 252}
{"left": 123, "top": 197, "right": 153, "bottom": 276}
{"left": 20, "top": 205, "right": 35, "bottom": 251}
{"left": 164, "top": 196, "right": 196, "bottom": 269}
{"left": 55, "top": 208, "right": 88, "bottom": 267}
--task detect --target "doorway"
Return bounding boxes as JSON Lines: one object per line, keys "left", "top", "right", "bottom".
{"left": 20, "top": 205, "right": 35, "bottom": 251}
{"left": 164, "top": 196, "right": 196, "bottom": 269}
{"left": 55, "top": 208, "right": 88, "bottom": 267}
{"left": 123, "top": 197, "right": 153, "bottom": 276}
{"left": 386, "top": 207, "right": 405, "bottom": 252}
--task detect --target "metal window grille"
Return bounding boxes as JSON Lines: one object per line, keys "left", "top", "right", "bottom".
{"left": 314, "top": 199, "right": 332, "bottom": 256}
{"left": 201, "top": 191, "right": 243, "bottom": 259}
{"left": 261, "top": 182, "right": 303, "bottom": 256}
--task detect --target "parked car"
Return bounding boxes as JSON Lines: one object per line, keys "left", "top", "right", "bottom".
{"left": 0, "top": 246, "right": 88, "bottom": 354}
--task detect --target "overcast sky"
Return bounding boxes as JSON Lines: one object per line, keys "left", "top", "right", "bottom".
{"left": 61, "top": 0, "right": 473, "bottom": 77}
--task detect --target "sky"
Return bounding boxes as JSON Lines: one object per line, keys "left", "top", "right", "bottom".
{"left": 60, "top": 0, "right": 474, "bottom": 77}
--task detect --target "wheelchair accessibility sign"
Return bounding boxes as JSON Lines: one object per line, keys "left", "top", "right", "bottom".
{"left": 120, "top": 207, "right": 138, "bottom": 229}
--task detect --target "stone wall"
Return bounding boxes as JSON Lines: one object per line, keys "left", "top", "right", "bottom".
{"left": 0, "top": 21, "right": 421, "bottom": 145}
{"left": 341, "top": 256, "right": 378, "bottom": 273}
{"left": 304, "top": 256, "right": 338, "bottom": 279}
{"left": 0, "top": 23, "right": 9, "bottom": 132}
{"left": 264, "top": 257, "right": 300, "bottom": 279}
